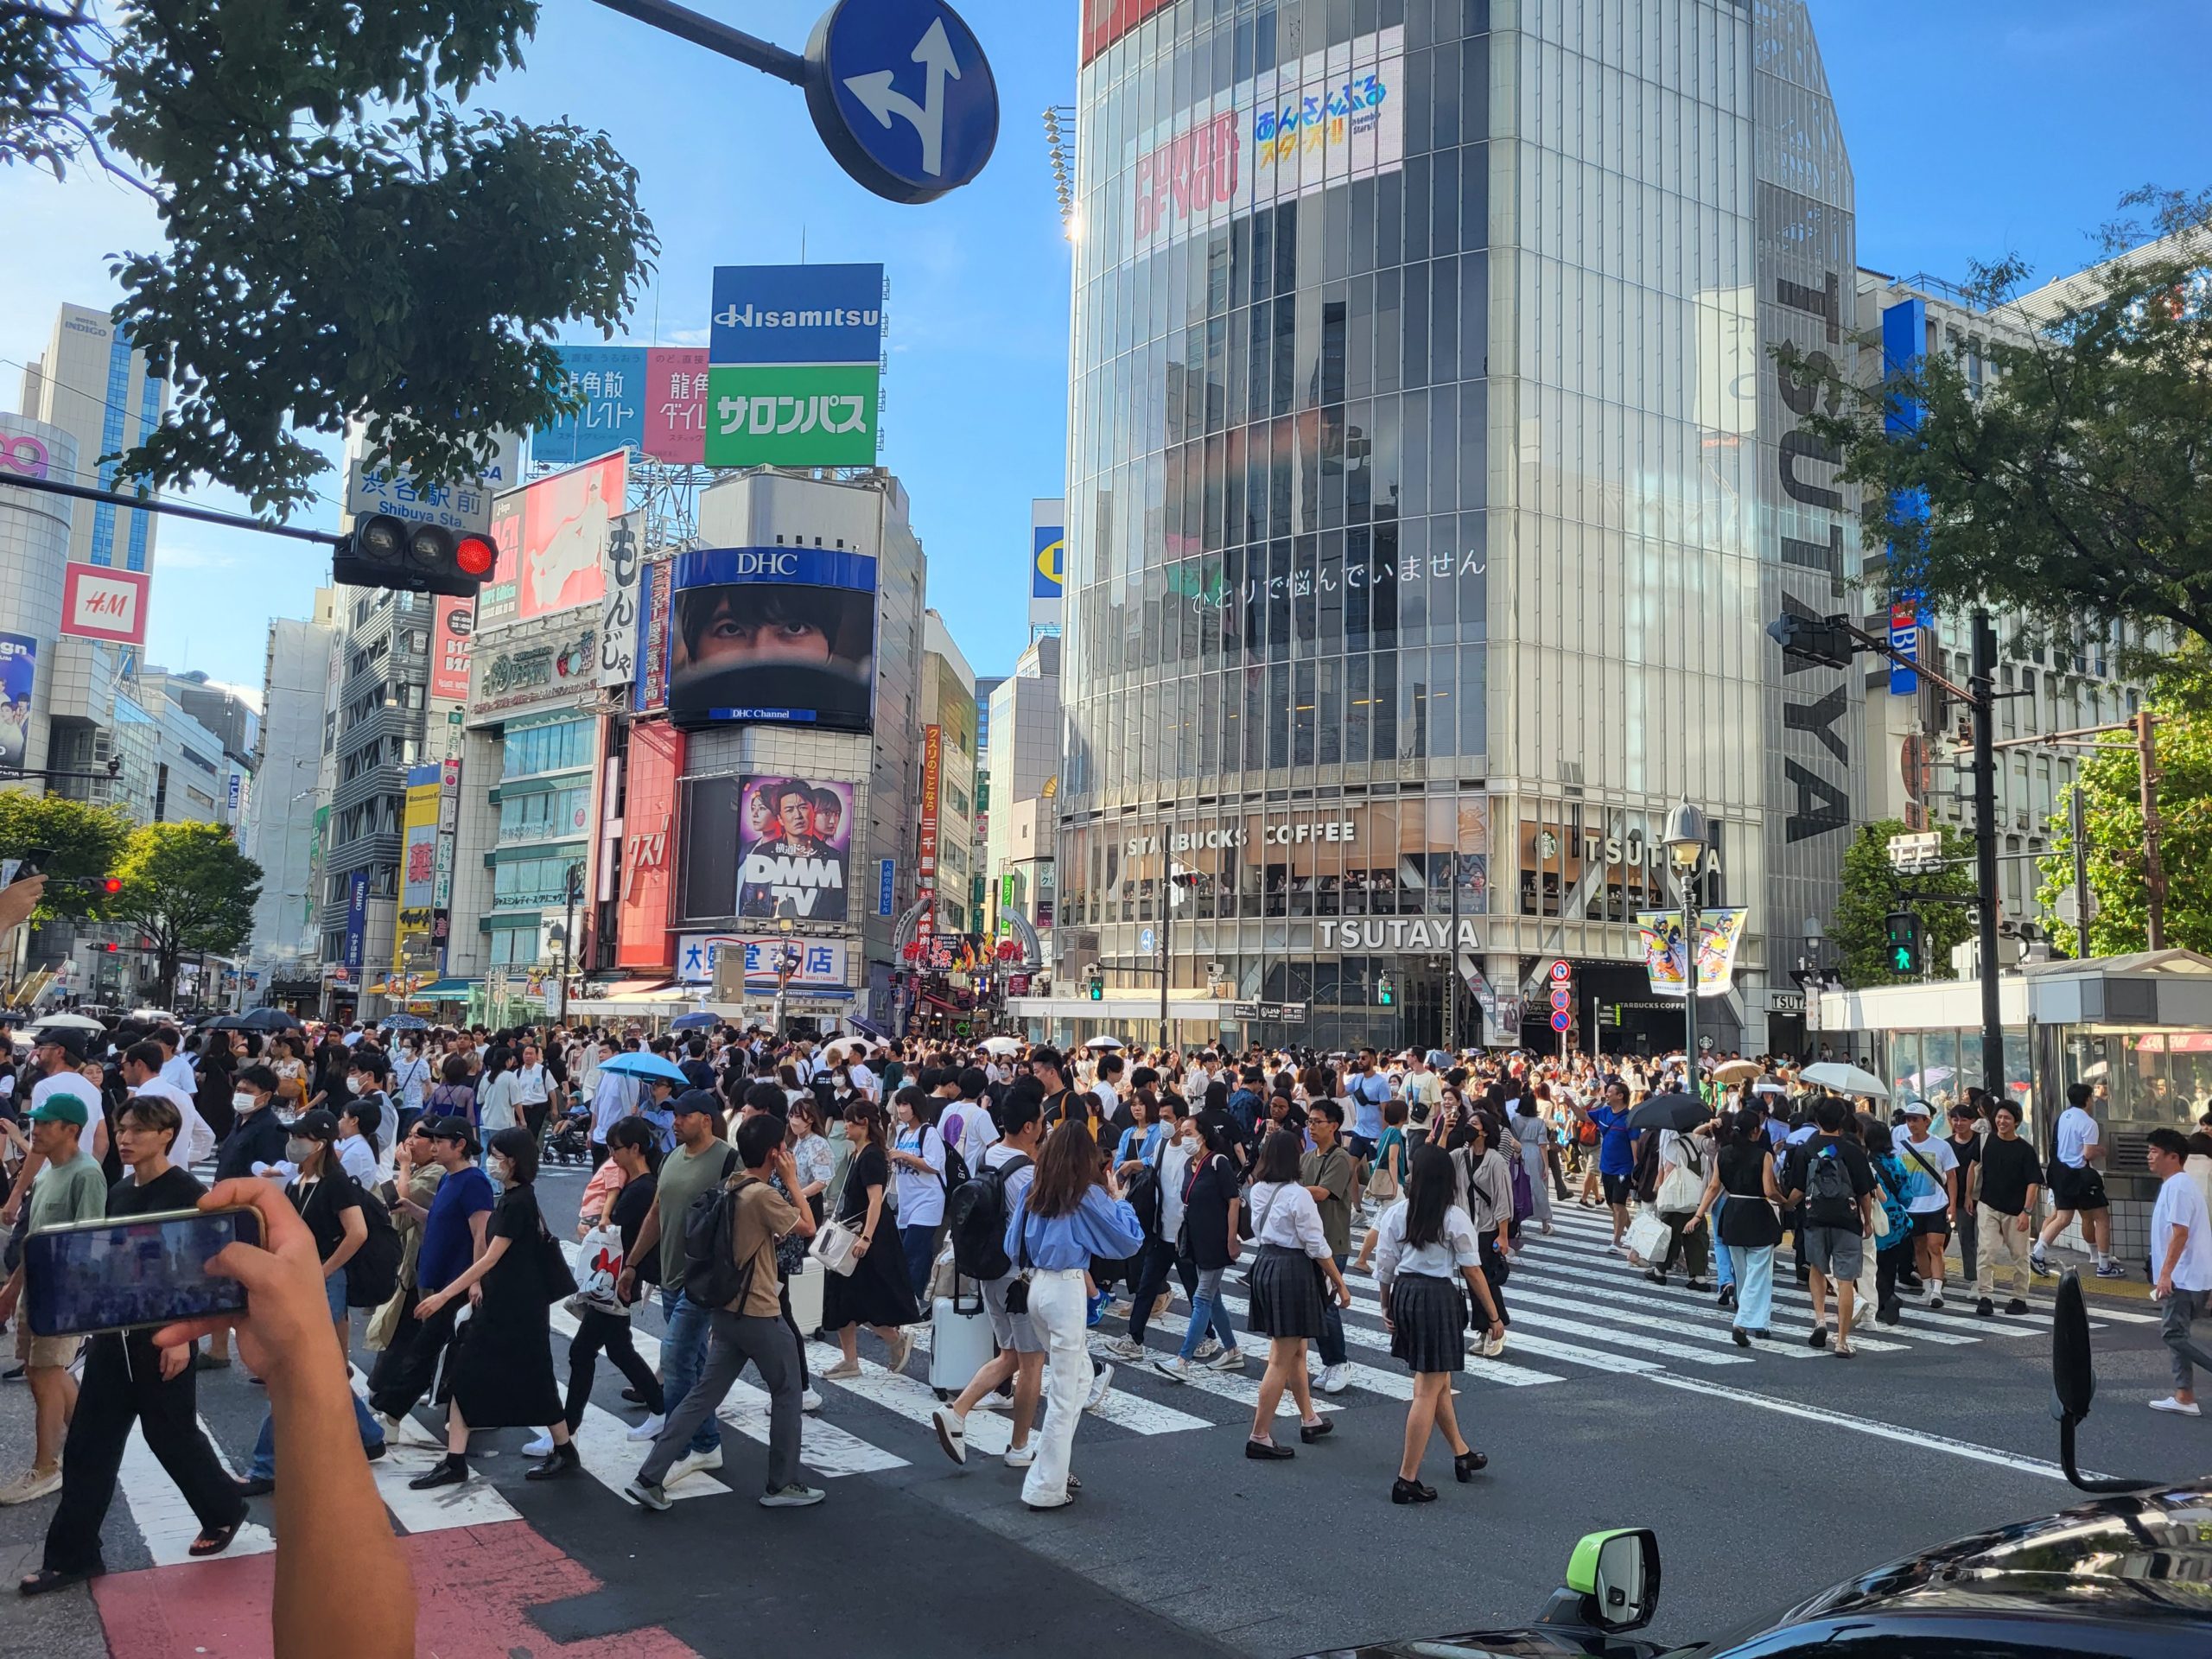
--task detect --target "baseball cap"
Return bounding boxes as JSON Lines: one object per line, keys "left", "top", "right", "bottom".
{"left": 291, "top": 1109, "right": 341, "bottom": 1141}
{"left": 422, "top": 1115, "right": 477, "bottom": 1147}
{"left": 1901, "top": 1098, "right": 1934, "bottom": 1117}
{"left": 27, "top": 1077, "right": 91, "bottom": 1126}
{"left": 33, "top": 1026, "right": 88, "bottom": 1063}
{"left": 670, "top": 1088, "right": 721, "bottom": 1119}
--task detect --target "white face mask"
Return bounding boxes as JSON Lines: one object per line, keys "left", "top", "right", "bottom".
{"left": 347, "top": 1077, "right": 365, "bottom": 1096}
{"left": 232, "top": 1090, "right": 258, "bottom": 1114}
{"left": 487, "top": 1155, "right": 513, "bottom": 1183}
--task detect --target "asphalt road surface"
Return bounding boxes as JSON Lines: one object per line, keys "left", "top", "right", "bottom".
{"left": 3, "top": 1166, "right": 2205, "bottom": 1659}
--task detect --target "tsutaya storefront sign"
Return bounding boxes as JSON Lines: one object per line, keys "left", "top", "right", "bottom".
{"left": 1318, "top": 917, "right": 1483, "bottom": 952}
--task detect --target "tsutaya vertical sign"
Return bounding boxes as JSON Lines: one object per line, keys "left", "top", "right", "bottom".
{"left": 1755, "top": 1, "right": 1859, "bottom": 967}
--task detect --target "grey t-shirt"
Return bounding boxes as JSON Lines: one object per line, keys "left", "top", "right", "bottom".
{"left": 29, "top": 1150, "right": 107, "bottom": 1234}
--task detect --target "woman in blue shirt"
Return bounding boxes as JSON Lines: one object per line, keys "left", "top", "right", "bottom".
{"left": 1001, "top": 1122, "right": 1143, "bottom": 1514}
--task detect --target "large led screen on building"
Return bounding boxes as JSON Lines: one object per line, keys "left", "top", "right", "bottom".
{"left": 681, "top": 773, "right": 855, "bottom": 925}
{"left": 664, "top": 546, "right": 876, "bottom": 733}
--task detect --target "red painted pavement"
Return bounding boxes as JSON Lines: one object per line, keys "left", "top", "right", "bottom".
{"left": 91, "top": 1519, "right": 701, "bottom": 1658}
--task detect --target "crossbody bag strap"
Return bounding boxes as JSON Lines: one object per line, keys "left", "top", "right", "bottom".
{"left": 1903, "top": 1141, "right": 1946, "bottom": 1193}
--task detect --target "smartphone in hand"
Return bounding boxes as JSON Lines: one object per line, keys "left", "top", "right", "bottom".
{"left": 23, "top": 1205, "right": 264, "bottom": 1337}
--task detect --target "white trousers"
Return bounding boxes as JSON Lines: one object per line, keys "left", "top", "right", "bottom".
{"left": 1022, "top": 1268, "right": 1089, "bottom": 1508}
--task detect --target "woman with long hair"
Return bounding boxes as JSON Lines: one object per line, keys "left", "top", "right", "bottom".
{"left": 1689, "top": 1107, "right": 1786, "bottom": 1345}
{"left": 1241, "top": 1128, "right": 1351, "bottom": 1460}
{"left": 426, "top": 1052, "right": 477, "bottom": 1131}
{"left": 194, "top": 1032, "right": 238, "bottom": 1141}
{"left": 1447, "top": 1110, "right": 1515, "bottom": 1356}
{"left": 1376, "top": 1142, "right": 1503, "bottom": 1503}
{"left": 1002, "top": 1120, "right": 1144, "bottom": 1510}
{"left": 1153, "top": 1110, "right": 1244, "bottom": 1381}
{"left": 821, "top": 1100, "right": 919, "bottom": 1379}
{"left": 407, "top": 1127, "right": 579, "bottom": 1487}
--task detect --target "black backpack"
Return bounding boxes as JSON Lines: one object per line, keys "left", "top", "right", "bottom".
{"left": 947, "top": 1153, "right": 1030, "bottom": 1280}
{"left": 682, "top": 1149, "right": 754, "bottom": 1308}
{"left": 1123, "top": 1134, "right": 1168, "bottom": 1239}
{"left": 345, "top": 1185, "right": 403, "bottom": 1308}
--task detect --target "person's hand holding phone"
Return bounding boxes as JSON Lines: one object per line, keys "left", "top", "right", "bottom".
{"left": 151, "top": 1177, "right": 331, "bottom": 1388}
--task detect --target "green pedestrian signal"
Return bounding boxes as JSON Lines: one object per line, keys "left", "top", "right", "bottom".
{"left": 1884, "top": 910, "right": 1924, "bottom": 975}
{"left": 1376, "top": 972, "right": 1395, "bottom": 1007}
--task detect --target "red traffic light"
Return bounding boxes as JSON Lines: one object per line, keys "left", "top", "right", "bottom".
{"left": 101, "top": 942, "right": 118, "bottom": 953}
{"left": 454, "top": 534, "right": 495, "bottom": 577}
{"left": 101, "top": 877, "right": 122, "bottom": 894}
{"left": 336, "top": 513, "right": 493, "bottom": 599}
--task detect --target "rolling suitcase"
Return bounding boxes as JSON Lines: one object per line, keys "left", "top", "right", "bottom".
{"left": 787, "top": 1255, "right": 825, "bottom": 1339}
{"left": 929, "top": 1275, "right": 994, "bottom": 1400}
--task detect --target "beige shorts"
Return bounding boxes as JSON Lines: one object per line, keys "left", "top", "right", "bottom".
{"left": 14, "top": 1316, "right": 82, "bottom": 1371}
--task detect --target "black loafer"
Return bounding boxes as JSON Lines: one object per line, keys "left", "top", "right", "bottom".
{"left": 232, "top": 1476, "right": 275, "bottom": 1498}
{"left": 407, "top": 1458, "right": 469, "bottom": 1491}
{"left": 1245, "top": 1439, "right": 1295, "bottom": 1460}
{"left": 1299, "top": 1418, "right": 1333, "bottom": 1443}
{"left": 1453, "top": 1450, "right": 1488, "bottom": 1482}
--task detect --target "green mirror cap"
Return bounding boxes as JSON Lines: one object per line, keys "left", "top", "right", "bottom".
{"left": 1566, "top": 1529, "right": 1641, "bottom": 1595}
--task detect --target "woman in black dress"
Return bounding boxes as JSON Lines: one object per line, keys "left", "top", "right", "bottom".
{"left": 820, "top": 1100, "right": 918, "bottom": 1379}
{"left": 406, "top": 1127, "right": 580, "bottom": 1488}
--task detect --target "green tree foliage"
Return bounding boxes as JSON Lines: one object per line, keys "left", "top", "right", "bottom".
{"left": 2037, "top": 648, "right": 2212, "bottom": 957}
{"left": 1833, "top": 820, "right": 1978, "bottom": 988}
{"left": 2, "top": 0, "right": 655, "bottom": 515}
{"left": 110, "top": 822, "right": 261, "bottom": 1007}
{"left": 0, "top": 790, "right": 134, "bottom": 922}
{"left": 1794, "top": 188, "right": 2212, "bottom": 652}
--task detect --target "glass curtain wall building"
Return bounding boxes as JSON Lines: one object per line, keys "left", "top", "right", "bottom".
{"left": 1057, "top": 0, "right": 1862, "bottom": 1054}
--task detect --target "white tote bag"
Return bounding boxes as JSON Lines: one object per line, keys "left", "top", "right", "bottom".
{"left": 567, "top": 1223, "right": 627, "bottom": 1316}
{"left": 809, "top": 1214, "right": 863, "bottom": 1278}
{"left": 1624, "top": 1207, "right": 1673, "bottom": 1267}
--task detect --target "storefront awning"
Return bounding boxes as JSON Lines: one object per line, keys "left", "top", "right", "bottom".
{"left": 596, "top": 979, "right": 675, "bottom": 999}
{"left": 411, "top": 979, "right": 480, "bottom": 1001}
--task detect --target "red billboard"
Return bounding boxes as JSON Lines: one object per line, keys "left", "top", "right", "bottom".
{"left": 643, "top": 348, "right": 709, "bottom": 466}
{"left": 617, "top": 719, "right": 684, "bottom": 969}
{"left": 1082, "top": 0, "right": 1175, "bottom": 65}
{"left": 481, "top": 451, "right": 626, "bottom": 626}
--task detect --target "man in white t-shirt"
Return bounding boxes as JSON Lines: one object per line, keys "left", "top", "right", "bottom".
{"left": 845, "top": 1049, "right": 880, "bottom": 1103}
{"left": 2037, "top": 1081, "right": 2119, "bottom": 1277}
{"left": 122, "top": 1046, "right": 216, "bottom": 1166}
{"left": 1897, "top": 1101, "right": 1960, "bottom": 1309}
{"left": 152, "top": 1026, "right": 197, "bottom": 1100}
{"left": 2146, "top": 1127, "right": 2212, "bottom": 1416}
{"left": 938, "top": 1068, "right": 1001, "bottom": 1172}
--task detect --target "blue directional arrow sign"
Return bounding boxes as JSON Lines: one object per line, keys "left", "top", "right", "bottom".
{"left": 805, "top": 0, "right": 998, "bottom": 204}
{"left": 1139, "top": 926, "right": 1156, "bottom": 957}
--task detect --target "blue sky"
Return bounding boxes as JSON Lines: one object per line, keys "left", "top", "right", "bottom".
{"left": 0, "top": 0, "right": 2205, "bottom": 696}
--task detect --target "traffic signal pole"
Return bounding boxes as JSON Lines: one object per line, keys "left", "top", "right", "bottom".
{"left": 1969, "top": 610, "right": 2004, "bottom": 1109}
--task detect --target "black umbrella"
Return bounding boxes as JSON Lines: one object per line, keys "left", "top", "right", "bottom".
{"left": 201, "top": 1012, "right": 246, "bottom": 1030}
{"left": 238, "top": 1007, "right": 304, "bottom": 1033}
{"left": 1626, "top": 1090, "right": 1712, "bottom": 1133}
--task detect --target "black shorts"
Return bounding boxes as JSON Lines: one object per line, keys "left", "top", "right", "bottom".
{"left": 1910, "top": 1210, "right": 1951, "bottom": 1241}
{"left": 2050, "top": 1162, "right": 2109, "bottom": 1212}
{"left": 1602, "top": 1173, "right": 1633, "bottom": 1207}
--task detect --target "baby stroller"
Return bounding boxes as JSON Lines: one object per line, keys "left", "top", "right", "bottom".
{"left": 543, "top": 1108, "right": 594, "bottom": 1166}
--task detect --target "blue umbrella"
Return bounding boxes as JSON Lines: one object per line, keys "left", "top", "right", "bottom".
{"left": 670, "top": 1011, "right": 719, "bottom": 1033}
{"left": 597, "top": 1051, "right": 690, "bottom": 1085}
{"left": 379, "top": 1013, "right": 429, "bottom": 1032}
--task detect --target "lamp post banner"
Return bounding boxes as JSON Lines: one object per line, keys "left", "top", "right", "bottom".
{"left": 1636, "top": 908, "right": 1749, "bottom": 999}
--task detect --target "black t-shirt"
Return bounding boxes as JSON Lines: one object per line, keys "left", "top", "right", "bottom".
{"left": 108, "top": 1163, "right": 206, "bottom": 1217}
{"left": 1977, "top": 1135, "right": 2044, "bottom": 1216}
{"left": 611, "top": 1172, "right": 660, "bottom": 1287}
{"left": 1948, "top": 1129, "right": 1981, "bottom": 1204}
{"left": 289, "top": 1166, "right": 365, "bottom": 1263}
{"left": 1783, "top": 1135, "right": 1875, "bottom": 1230}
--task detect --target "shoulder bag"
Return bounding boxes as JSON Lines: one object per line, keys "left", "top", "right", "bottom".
{"left": 810, "top": 1209, "right": 863, "bottom": 1277}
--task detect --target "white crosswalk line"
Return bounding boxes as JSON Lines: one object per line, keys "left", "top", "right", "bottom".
{"left": 906, "top": 1322, "right": 1212, "bottom": 1437}
{"left": 544, "top": 1308, "right": 721, "bottom": 1503}
{"left": 1323, "top": 1270, "right": 1750, "bottom": 1368}
{"left": 349, "top": 1368, "right": 524, "bottom": 1533}
{"left": 1211, "top": 1287, "right": 1579, "bottom": 1381}
{"left": 560, "top": 1298, "right": 906, "bottom": 1478}
{"left": 1094, "top": 1325, "right": 1338, "bottom": 1414}
{"left": 1490, "top": 1255, "right": 1916, "bottom": 1355}
{"left": 116, "top": 1419, "right": 276, "bottom": 1567}
{"left": 805, "top": 1341, "right": 1014, "bottom": 1456}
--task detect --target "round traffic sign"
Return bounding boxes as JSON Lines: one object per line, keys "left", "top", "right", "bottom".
{"left": 1550, "top": 1010, "right": 1572, "bottom": 1033}
{"left": 1549, "top": 959, "right": 1571, "bottom": 982}
{"left": 1139, "top": 925, "right": 1156, "bottom": 956}
{"left": 805, "top": 0, "right": 1000, "bottom": 205}
{"left": 1548, "top": 988, "right": 1572, "bottom": 1012}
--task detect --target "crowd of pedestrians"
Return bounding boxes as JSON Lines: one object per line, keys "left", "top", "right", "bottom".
{"left": 3, "top": 1002, "right": 2209, "bottom": 1598}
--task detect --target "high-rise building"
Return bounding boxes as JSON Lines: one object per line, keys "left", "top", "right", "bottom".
{"left": 920, "top": 611, "right": 980, "bottom": 935}
{"left": 244, "top": 594, "right": 337, "bottom": 998}
{"left": 984, "top": 633, "right": 1061, "bottom": 949}
{"left": 1054, "top": 0, "right": 1863, "bottom": 1053}
{"left": 16, "top": 302, "right": 167, "bottom": 574}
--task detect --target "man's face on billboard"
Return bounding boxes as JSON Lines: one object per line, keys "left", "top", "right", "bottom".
{"left": 777, "top": 791, "right": 813, "bottom": 839}
{"left": 694, "top": 593, "right": 831, "bottom": 669}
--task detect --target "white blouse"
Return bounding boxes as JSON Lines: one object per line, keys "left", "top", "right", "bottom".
{"left": 1374, "top": 1201, "right": 1482, "bottom": 1288}
{"left": 1245, "top": 1179, "right": 1331, "bottom": 1259}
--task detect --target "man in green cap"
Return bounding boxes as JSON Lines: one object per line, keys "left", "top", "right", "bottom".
{"left": 0, "top": 1077, "right": 110, "bottom": 1503}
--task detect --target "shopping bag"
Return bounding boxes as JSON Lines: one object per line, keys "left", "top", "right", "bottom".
{"left": 567, "top": 1224, "right": 626, "bottom": 1317}
{"left": 1624, "top": 1208, "right": 1673, "bottom": 1267}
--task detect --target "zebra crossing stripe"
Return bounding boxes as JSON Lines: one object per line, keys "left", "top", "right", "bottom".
{"left": 348, "top": 1367, "right": 524, "bottom": 1533}
{"left": 804, "top": 1341, "right": 1016, "bottom": 1456}
{"left": 1319, "top": 1274, "right": 1750, "bottom": 1369}
{"left": 1485, "top": 1254, "right": 1917, "bottom": 1354}
{"left": 116, "top": 1419, "right": 276, "bottom": 1567}
{"left": 1092, "top": 1325, "right": 1342, "bottom": 1414}
{"left": 543, "top": 1307, "right": 721, "bottom": 1503}
{"left": 905, "top": 1320, "right": 1213, "bottom": 1437}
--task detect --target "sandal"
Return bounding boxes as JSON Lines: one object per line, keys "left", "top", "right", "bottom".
{"left": 20, "top": 1565, "right": 102, "bottom": 1597}
{"left": 188, "top": 1521, "right": 243, "bottom": 1559}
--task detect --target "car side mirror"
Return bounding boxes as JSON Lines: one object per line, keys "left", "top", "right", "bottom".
{"left": 1540, "top": 1528, "right": 1662, "bottom": 1635}
{"left": 2051, "top": 1270, "right": 2158, "bottom": 1494}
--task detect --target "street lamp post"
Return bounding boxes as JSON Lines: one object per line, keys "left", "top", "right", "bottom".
{"left": 557, "top": 861, "right": 584, "bottom": 1023}
{"left": 772, "top": 918, "right": 800, "bottom": 1039}
{"left": 1661, "top": 798, "right": 1710, "bottom": 1087}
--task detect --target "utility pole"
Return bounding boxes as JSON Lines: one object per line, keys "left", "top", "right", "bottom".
{"left": 2070, "top": 785, "right": 2093, "bottom": 957}
{"left": 1969, "top": 611, "right": 2004, "bottom": 1104}
{"left": 2137, "top": 709, "right": 2166, "bottom": 950}
{"left": 1444, "top": 860, "right": 1461, "bottom": 1052}
{"left": 557, "top": 861, "right": 582, "bottom": 1023}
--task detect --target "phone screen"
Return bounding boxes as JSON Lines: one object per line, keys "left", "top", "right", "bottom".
{"left": 24, "top": 1206, "right": 263, "bottom": 1337}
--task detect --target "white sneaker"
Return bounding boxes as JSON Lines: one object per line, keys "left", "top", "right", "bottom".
{"left": 625, "top": 1413, "right": 666, "bottom": 1443}
{"left": 665, "top": 1446, "right": 723, "bottom": 1486}
{"left": 1085, "top": 1363, "right": 1116, "bottom": 1412}
{"left": 1205, "top": 1347, "right": 1245, "bottom": 1372}
{"left": 1192, "top": 1338, "right": 1223, "bottom": 1362}
{"left": 623, "top": 1476, "right": 671, "bottom": 1511}
{"left": 1319, "top": 1363, "right": 1350, "bottom": 1395}
{"left": 1104, "top": 1298, "right": 1133, "bottom": 1321}
{"left": 1004, "top": 1444, "right": 1037, "bottom": 1469}
{"left": 376, "top": 1411, "right": 441, "bottom": 1448}
{"left": 973, "top": 1391, "right": 1009, "bottom": 1411}
{"left": 760, "top": 1483, "right": 826, "bottom": 1508}
{"left": 520, "top": 1432, "right": 556, "bottom": 1458}
{"left": 2150, "top": 1395, "right": 2203, "bottom": 1416}
{"left": 0, "top": 1465, "right": 61, "bottom": 1506}
{"left": 931, "top": 1407, "right": 967, "bottom": 1464}
{"left": 1154, "top": 1357, "right": 1193, "bottom": 1383}
{"left": 1103, "top": 1337, "right": 1147, "bottom": 1362}
{"left": 801, "top": 1389, "right": 823, "bottom": 1414}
